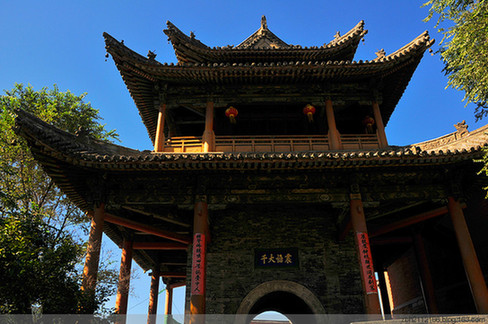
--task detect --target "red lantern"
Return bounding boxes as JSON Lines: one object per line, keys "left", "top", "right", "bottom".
{"left": 362, "top": 115, "right": 375, "bottom": 134}
{"left": 225, "top": 106, "right": 238, "bottom": 124}
{"left": 303, "top": 104, "right": 316, "bottom": 122}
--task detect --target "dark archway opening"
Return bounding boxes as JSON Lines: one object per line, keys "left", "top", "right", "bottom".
{"left": 247, "top": 291, "right": 315, "bottom": 324}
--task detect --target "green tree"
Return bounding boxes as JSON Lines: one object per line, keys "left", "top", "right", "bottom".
{"left": 0, "top": 84, "right": 118, "bottom": 314}
{"left": 424, "top": 0, "right": 488, "bottom": 119}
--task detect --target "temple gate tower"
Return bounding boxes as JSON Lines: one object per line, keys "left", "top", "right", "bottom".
{"left": 15, "top": 16, "right": 488, "bottom": 322}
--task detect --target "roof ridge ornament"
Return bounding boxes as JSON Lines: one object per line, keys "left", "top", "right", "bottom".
{"left": 147, "top": 50, "right": 157, "bottom": 60}
{"left": 236, "top": 15, "right": 289, "bottom": 49}
{"left": 375, "top": 49, "right": 386, "bottom": 58}
{"left": 454, "top": 120, "right": 469, "bottom": 136}
{"left": 261, "top": 15, "right": 268, "bottom": 30}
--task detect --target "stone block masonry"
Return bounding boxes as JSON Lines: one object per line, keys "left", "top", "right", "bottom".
{"left": 185, "top": 203, "right": 364, "bottom": 314}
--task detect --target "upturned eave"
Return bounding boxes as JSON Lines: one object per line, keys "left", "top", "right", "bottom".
{"left": 15, "top": 108, "right": 485, "bottom": 175}
{"left": 104, "top": 30, "right": 433, "bottom": 143}
{"left": 163, "top": 20, "right": 367, "bottom": 64}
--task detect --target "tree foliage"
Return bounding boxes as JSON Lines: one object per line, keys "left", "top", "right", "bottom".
{"left": 0, "top": 214, "right": 83, "bottom": 313}
{"left": 424, "top": 0, "right": 488, "bottom": 119}
{"left": 0, "top": 84, "right": 118, "bottom": 314}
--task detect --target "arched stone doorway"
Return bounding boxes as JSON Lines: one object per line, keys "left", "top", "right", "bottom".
{"left": 235, "top": 280, "right": 325, "bottom": 324}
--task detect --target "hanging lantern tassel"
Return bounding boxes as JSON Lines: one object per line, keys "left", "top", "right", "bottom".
{"left": 225, "top": 106, "right": 239, "bottom": 124}
{"left": 303, "top": 104, "right": 316, "bottom": 123}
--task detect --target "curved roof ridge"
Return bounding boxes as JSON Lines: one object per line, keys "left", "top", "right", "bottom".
{"left": 14, "top": 108, "right": 142, "bottom": 158}
{"left": 163, "top": 18, "right": 367, "bottom": 63}
{"left": 103, "top": 32, "right": 162, "bottom": 67}
{"left": 409, "top": 122, "right": 488, "bottom": 153}
{"left": 374, "top": 31, "right": 434, "bottom": 62}
{"left": 164, "top": 20, "right": 210, "bottom": 50}
{"left": 325, "top": 20, "right": 367, "bottom": 49}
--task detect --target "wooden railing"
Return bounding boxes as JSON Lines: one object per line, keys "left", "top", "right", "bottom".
{"left": 163, "top": 136, "right": 203, "bottom": 153}
{"left": 215, "top": 135, "right": 330, "bottom": 152}
{"left": 341, "top": 134, "right": 380, "bottom": 150}
{"left": 163, "top": 134, "right": 379, "bottom": 153}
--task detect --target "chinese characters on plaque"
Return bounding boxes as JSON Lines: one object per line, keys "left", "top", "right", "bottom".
{"left": 357, "top": 232, "right": 377, "bottom": 293}
{"left": 254, "top": 248, "right": 299, "bottom": 269}
{"left": 191, "top": 233, "right": 205, "bottom": 295}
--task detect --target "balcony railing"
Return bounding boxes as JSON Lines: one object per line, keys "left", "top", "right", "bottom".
{"left": 341, "top": 134, "right": 381, "bottom": 150}
{"left": 163, "top": 137, "right": 203, "bottom": 153}
{"left": 163, "top": 134, "right": 379, "bottom": 153}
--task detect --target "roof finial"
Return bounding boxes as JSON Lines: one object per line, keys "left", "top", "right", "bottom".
{"left": 147, "top": 50, "right": 157, "bottom": 60}
{"left": 454, "top": 120, "right": 468, "bottom": 135}
{"left": 261, "top": 15, "right": 268, "bottom": 29}
{"left": 375, "top": 49, "right": 386, "bottom": 58}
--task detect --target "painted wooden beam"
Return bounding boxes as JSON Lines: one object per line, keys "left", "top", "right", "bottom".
{"left": 104, "top": 213, "right": 191, "bottom": 244}
{"left": 369, "top": 205, "right": 459, "bottom": 238}
{"left": 122, "top": 205, "right": 190, "bottom": 227}
{"left": 370, "top": 237, "right": 413, "bottom": 245}
{"left": 133, "top": 242, "right": 188, "bottom": 250}
{"left": 160, "top": 272, "right": 186, "bottom": 278}
{"left": 168, "top": 281, "right": 186, "bottom": 289}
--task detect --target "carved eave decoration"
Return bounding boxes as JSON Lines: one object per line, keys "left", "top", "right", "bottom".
{"left": 163, "top": 18, "right": 367, "bottom": 64}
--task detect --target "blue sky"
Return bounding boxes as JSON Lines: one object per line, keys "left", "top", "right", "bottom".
{"left": 0, "top": 0, "right": 483, "bottom": 317}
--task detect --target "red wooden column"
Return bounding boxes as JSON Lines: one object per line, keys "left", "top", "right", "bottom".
{"left": 350, "top": 194, "right": 382, "bottom": 315}
{"left": 202, "top": 101, "right": 215, "bottom": 152}
{"left": 372, "top": 101, "right": 388, "bottom": 148}
{"left": 190, "top": 198, "right": 209, "bottom": 323}
{"left": 448, "top": 197, "right": 488, "bottom": 313}
{"left": 147, "top": 268, "right": 160, "bottom": 324}
{"left": 115, "top": 237, "right": 134, "bottom": 316}
{"left": 412, "top": 230, "right": 438, "bottom": 314}
{"left": 81, "top": 203, "right": 105, "bottom": 312}
{"left": 154, "top": 103, "right": 167, "bottom": 152}
{"left": 325, "top": 99, "right": 342, "bottom": 150}
{"left": 164, "top": 287, "right": 173, "bottom": 318}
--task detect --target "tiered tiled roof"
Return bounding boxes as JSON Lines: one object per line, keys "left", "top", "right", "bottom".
{"left": 15, "top": 109, "right": 486, "bottom": 176}
{"left": 163, "top": 17, "right": 367, "bottom": 63}
{"left": 14, "top": 110, "right": 488, "bottom": 271}
{"left": 104, "top": 28, "right": 434, "bottom": 144}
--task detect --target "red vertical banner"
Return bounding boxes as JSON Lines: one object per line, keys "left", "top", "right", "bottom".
{"left": 357, "top": 232, "right": 377, "bottom": 293}
{"left": 191, "top": 233, "right": 205, "bottom": 295}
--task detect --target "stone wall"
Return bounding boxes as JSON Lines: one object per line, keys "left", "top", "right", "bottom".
{"left": 186, "top": 203, "right": 364, "bottom": 315}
